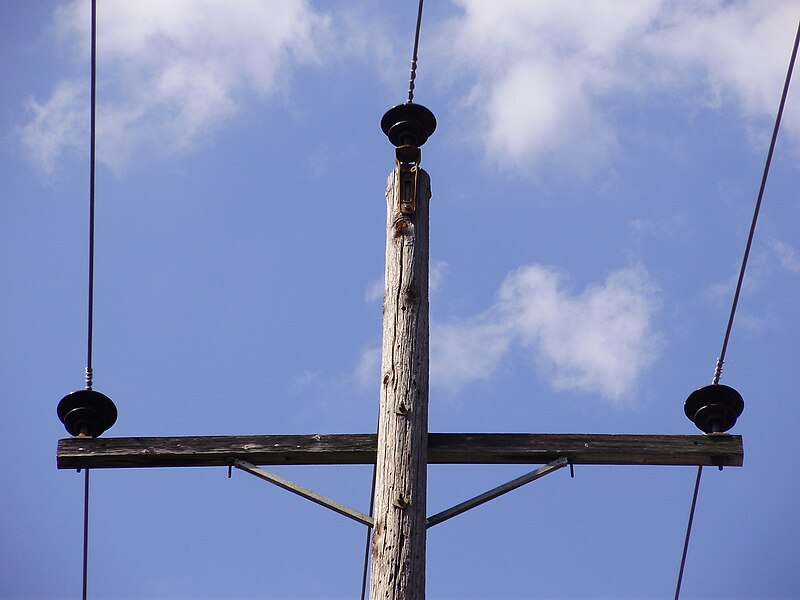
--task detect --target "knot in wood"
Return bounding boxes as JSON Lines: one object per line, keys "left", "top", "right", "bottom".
{"left": 392, "top": 217, "right": 414, "bottom": 238}
{"left": 393, "top": 494, "right": 410, "bottom": 509}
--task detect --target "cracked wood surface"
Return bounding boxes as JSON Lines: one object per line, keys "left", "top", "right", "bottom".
{"left": 370, "top": 166, "right": 430, "bottom": 600}
{"left": 58, "top": 433, "right": 743, "bottom": 469}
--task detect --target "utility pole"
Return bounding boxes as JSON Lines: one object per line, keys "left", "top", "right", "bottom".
{"left": 56, "top": 3, "right": 749, "bottom": 599}
{"left": 367, "top": 101, "right": 437, "bottom": 598}
{"left": 369, "top": 145, "right": 432, "bottom": 599}
{"left": 56, "top": 97, "right": 745, "bottom": 600}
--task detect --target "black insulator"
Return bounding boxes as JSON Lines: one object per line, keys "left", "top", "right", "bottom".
{"left": 684, "top": 384, "right": 744, "bottom": 434}
{"left": 57, "top": 389, "right": 118, "bottom": 437}
{"left": 381, "top": 103, "right": 436, "bottom": 148}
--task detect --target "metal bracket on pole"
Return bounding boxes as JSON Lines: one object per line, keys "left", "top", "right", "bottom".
{"left": 234, "top": 460, "right": 374, "bottom": 528}
{"left": 426, "top": 457, "right": 569, "bottom": 528}
{"left": 395, "top": 145, "right": 421, "bottom": 215}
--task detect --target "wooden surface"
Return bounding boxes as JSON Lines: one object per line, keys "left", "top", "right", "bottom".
{"left": 370, "top": 166, "right": 431, "bottom": 600}
{"left": 57, "top": 432, "right": 743, "bottom": 469}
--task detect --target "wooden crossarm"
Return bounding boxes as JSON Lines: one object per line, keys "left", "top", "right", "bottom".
{"left": 57, "top": 433, "right": 743, "bottom": 470}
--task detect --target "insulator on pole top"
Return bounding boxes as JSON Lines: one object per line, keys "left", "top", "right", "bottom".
{"left": 381, "top": 103, "right": 436, "bottom": 149}
{"left": 380, "top": 0, "right": 436, "bottom": 150}
{"left": 57, "top": 0, "right": 118, "bottom": 440}
{"left": 684, "top": 384, "right": 744, "bottom": 434}
{"left": 58, "top": 389, "right": 118, "bottom": 438}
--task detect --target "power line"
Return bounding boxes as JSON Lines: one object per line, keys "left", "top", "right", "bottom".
{"left": 407, "top": 0, "right": 425, "bottom": 103}
{"left": 82, "top": 468, "right": 91, "bottom": 600}
{"left": 676, "top": 16, "right": 800, "bottom": 600}
{"left": 712, "top": 16, "right": 800, "bottom": 385}
{"left": 81, "top": 1, "right": 99, "bottom": 596}
{"left": 86, "top": 0, "right": 98, "bottom": 391}
{"left": 674, "top": 466, "right": 702, "bottom": 600}
{"left": 359, "top": 466, "right": 377, "bottom": 600}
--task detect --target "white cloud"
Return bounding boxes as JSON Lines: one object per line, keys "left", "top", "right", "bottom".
{"left": 735, "top": 313, "right": 768, "bottom": 334}
{"left": 431, "top": 319, "right": 512, "bottom": 388}
{"left": 431, "top": 264, "right": 660, "bottom": 403}
{"left": 20, "top": 0, "right": 331, "bottom": 173}
{"left": 706, "top": 238, "right": 797, "bottom": 304}
{"left": 645, "top": 1, "right": 799, "bottom": 118}
{"left": 435, "top": 0, "right": 800, "bottom": 173}
{"left": 364, "top": 278, "right": 384, "bottom": 303}
{"left": 18, "top": 81, "right": 86, "bottom": 175}
{"left": 353, "top": 345, "right": 382, "bottom": 391}
{"left": 22, "top": 1, "right": 799, "bottom": 176}
{"left": 292, "top": 369, "right": 323, "bottom": 393}
{"left": 430, "top": 260, "right": 447, "bottom": 294}
{"left": 770, "top": 239, "right": 800, "bottom": 273}
{"left": 484, "top": 61, "right": 617, "bottom": 170}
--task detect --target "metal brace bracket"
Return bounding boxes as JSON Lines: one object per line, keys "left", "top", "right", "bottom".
{"left": 395, "top": 145, "right": 421, "bottom": 215}
{"left": 234, "top": 459, "right": 374, "bottom": 527}
{"left": 426, "top": 457, "right": 569, "bottom": 528}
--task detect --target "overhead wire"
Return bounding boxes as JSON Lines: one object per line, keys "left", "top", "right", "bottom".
{"left": 673, "top": 466, "right": 702, "bottom": 600}
{"left": 359, "top": 465, "right": 377, "bottom": 600}
{"left": 81, "top": 1, "right": 99, "bottom": 598}
{"left": 82, "top": 468, "right": 91, "bottom": 600}
{"left": 85, "top": 0, "right": 98, "bottom": 391}
{"left": 711, "top": 16, "right": 800, "bottom": 385}
{"left": 674, "top": 16, "right": 800, "bottom": 600}
{"left": 73, "top": 2, "right": 794, "bottom": 598}
{"left": 407, "top": 0, "right": 424, "bottom": 103}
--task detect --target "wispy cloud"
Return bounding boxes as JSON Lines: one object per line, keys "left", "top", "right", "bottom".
{"left": 706, "top": 237, "right": 799, "bottom": 304}
{"left": 431, "top": 264, "right": 660, "bottom": 403}
{"left": 435, "top": 0, "right": 800, "bottom": 174}
{"left": 430, "top": 259, "right": 447, "bottom": 294}
{"left": 359, "top": 262, "right": 660, "bottom": 402}
{"left": 25, "top": 1, "right": 796, "bottom": 178}
{"left": 18, "top": 81, "right": 86, "bottom": 176}
{"left": 364, "top": 278, "right": 384, "bottom": 303}
{"left": 770, "top": 239, "right": 800, "bottom": 273}
{"left": 353, "top": 345, "right": 382, "bottom": 391}
{"left": 18, "top": 0, "right": 331, "bottom": 173}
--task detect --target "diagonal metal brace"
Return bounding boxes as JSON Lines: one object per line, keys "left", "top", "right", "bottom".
{"left": 234, "top": 460, "right": 374, "bottom": 528}
{"left": 426, "top": 457, "right": 569, "bottom": 528}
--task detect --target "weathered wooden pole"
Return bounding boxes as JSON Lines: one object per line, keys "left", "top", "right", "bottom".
{"left": 369, "top": 103, "right": 434, "bottom": 598}
{"left": 369, "top": 164, "right": 431, "bottom": 599}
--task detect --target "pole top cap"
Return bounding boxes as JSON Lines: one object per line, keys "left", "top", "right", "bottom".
{"left": 381, "top": 103, "right": 436, "bottom": 148}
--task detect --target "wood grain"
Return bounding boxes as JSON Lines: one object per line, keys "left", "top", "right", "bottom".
{"left": 58, "top": 432, "right": 743, "bottom": 469}
{"left": 369, "top": 166, "right": 431, "bottom": 600}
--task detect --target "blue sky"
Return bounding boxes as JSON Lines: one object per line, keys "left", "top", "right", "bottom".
{"left": 2, "top": 1, "right": 799, "bottom": 598}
